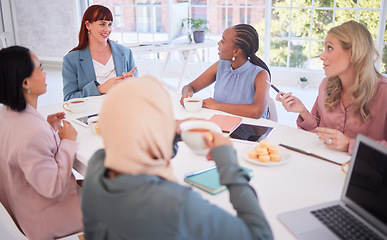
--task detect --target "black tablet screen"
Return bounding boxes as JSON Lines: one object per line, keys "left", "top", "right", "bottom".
{"left": 229, "top": 123, "right": 273, "bottom": 142}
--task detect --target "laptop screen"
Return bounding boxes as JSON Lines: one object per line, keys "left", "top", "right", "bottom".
{"left": 344, "top": 138, "right": 387, "bottom": 232}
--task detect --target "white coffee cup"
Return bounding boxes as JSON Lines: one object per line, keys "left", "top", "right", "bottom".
{"left": 180, "top": 120, "right": 222, "bottom": 155}
{"left": 183, "top": 97, "right": 203, "bottom": 113}
{"left": 87, "top": 116, "right": 99, "bottom": 135}
{"left": 62, "top": 98, "right": 87, "bottom": 114}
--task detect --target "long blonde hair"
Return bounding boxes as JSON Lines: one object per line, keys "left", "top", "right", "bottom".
{"left": 325, "top": 20, "right": 381, "bottom": 122}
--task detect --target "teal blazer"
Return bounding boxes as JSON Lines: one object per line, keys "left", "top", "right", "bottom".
{"left": 62, "top": 40, "right": 138, "bottom": 101}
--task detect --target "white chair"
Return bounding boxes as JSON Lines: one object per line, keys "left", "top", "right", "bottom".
{"left": 0, "top": 202, "right": 84, "bottom": 240}
{"left": 267, "top": 97, "right": 278, "bottom": 122}
{"left": 0, "top": 202, "right": 27, "bottom": 240}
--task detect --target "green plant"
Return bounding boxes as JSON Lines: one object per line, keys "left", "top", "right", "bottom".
{"left": 185, "top": 18, "right": 209, "bottom": 32}
{"left": 300, "top": 77, "right": 308, "bottom": 82}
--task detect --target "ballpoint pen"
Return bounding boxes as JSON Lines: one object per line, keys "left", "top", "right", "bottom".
{"left": 266, "top": 80, "right": 283, "bottom": 96}
{"left": 279, "top": 143, "right": 342, "bottom": 166}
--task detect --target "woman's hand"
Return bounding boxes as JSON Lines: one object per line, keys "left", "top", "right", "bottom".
{"left": 47, "top": 112, "right": 66, "bottom": 131}
{"left": 316, "top": 127, "right": 350, "bottom": 152}
{"left": 276, "top": 92, "right": 306, "bottom": 113}
{"left": 180, "top": 93, "right": 193, "bottom": 107}
{"left": 57, "top": 120, "right": 78, "bottom": 141}
{"left": 276, "top": 92, "right": 310, "bottom": 119}
{"left": 97, "top": 76, "right": 125, "bottom": 94}
{"left": 121, "top": 66, "right": 137, "bottom": 79}
{"left": 203, "top": 132, "right": 232, "bottom": 150}
{"left": 202, "top": 97, "right": 219, "bottom": 110}
{"left": 180, "top": 85, "right": 194, "bottom": 107}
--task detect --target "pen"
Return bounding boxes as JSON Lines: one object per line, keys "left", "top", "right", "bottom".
{"left": 279, "top": 144, "right": 342, "bottom": 166}
{"left": 185, "top": 166, "right": 217, "bottom": 178}
{"left": 266, "top": 80, "right": 280, "bottom": 92}
{"left": 266, "top": 80, "right": 283, "bottom": 96}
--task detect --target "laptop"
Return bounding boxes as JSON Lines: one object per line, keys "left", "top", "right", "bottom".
{"left": 278, "top": 134, "right": 387, "bottom": 240}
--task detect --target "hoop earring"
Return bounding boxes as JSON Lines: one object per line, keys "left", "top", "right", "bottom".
{"left": 232, "top": 56, "right": 235, "bottom": 61}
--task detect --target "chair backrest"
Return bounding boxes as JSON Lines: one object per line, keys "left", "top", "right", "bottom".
{"left": 266, "top": 97, "right": 278, "bottom": 122}
{"left": 0, "top": 202, "right": 28, "bottom": 240}
{"left": 0, "top": 202, "right": 84, "bottom": 239}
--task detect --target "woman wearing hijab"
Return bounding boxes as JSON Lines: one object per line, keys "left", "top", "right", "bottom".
{"left": 81, "top": 76, "right": 273, "bottom": 240}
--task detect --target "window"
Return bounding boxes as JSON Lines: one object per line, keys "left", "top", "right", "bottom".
{"left": 268, "top": 0, "right": 386, "bottom": 73}
{"left": 90, "top": 0, "right": 386, "bottom": 74}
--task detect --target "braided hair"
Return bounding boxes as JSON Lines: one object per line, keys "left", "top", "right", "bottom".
{"left": 233, "top": 24, "right": 270, "bottom": 78}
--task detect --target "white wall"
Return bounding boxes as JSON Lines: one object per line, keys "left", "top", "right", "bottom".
{"left": 10, "top": 0, "right": 79, "bottom": 60}
{"left": 5, "top": 0, "right": 325, "bottom": 88}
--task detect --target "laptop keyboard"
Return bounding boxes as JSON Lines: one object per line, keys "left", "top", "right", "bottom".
{"left": 311, "top": 205, "right": 383, "bottom": 240}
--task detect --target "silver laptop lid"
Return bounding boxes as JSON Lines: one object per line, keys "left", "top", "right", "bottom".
{"left": 341, "top": 134, "right": 387, "bottom": 236}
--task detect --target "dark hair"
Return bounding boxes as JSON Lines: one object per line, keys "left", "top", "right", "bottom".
{"left": 0, "top": 46, "right": 34, "bottom": 111}
{"left": 71, "top": 5, "right": 113, "bottom": 52}
{"left": 233, "top": 24, "right": 271, "bottom": 77}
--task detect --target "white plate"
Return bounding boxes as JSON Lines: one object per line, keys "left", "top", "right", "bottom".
{"left": 239, "top": 145, "right": 291, "bottom": 166}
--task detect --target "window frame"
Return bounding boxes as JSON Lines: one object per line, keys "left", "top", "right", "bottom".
{"left": 89, "top": 0, "right": 387, "bottom": 80}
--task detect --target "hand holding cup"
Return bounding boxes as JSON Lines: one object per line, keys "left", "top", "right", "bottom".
{"left": 183, "top": 97, "right": 203, "bottom": 113}
{"left": 180, "top": 120, "right": 222, "bottom": 155}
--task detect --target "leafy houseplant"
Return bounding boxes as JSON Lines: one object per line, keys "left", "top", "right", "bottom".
{"left": 185, "top": 18, "right": 209, "bottom": 43}
{"left": 298, "top": 77, "right": 309, "bottom": 89}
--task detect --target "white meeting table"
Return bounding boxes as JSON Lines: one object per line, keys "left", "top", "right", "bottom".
{"left": 38, "top": 89, "right": 349, "bottom": 239}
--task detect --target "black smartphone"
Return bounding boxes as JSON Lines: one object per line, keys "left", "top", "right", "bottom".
{"left": 229, "top": 123, "right": 273, "bottom": 142}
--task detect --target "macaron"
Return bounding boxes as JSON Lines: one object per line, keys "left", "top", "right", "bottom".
{"left": 259, "top": 140, "right": 271, "bottom": 148}
{"left": 255, "top": 147, "right": 268, "bottom": 156}
{"left": 270, "top": 153, "right": 281, "bottom": 162}
{"left": 248, "top": 150, "right": 258, "bottom": 159}
{"left": 258, "top": 154, "right": 270, "bottom": 163}
{"left": 268, "top": 145, "right": 279, "bottom": 154}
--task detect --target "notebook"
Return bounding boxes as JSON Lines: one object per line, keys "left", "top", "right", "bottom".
{"left": 279, "top": 129, "right": 351, "bottom": 165}
{"left": 184, "top": 166, "right": 253, "bottom": 195}
{"left": 208, "top": 114, "right": 242, "bottom": 134}
{"left": 278, "top": 134, "right": 387, "bottom": 240}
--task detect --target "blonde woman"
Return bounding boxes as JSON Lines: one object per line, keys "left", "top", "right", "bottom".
{"left": 276, "top": 20, "right": 387, "bottom": 154}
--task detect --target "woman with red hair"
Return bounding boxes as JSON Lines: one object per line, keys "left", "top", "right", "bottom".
{"left": 62, "top": 5, "right": 138, "bottom": 101}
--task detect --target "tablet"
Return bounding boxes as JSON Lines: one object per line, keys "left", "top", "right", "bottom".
{"left": 71, "top": 113, "right": 98, "bottom": 128}
{"left": 229, "top": 123, "right": 273, "bottom": 142}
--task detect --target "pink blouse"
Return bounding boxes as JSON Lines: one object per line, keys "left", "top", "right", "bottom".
{"left": 0, "top": 104, "right": 82, "bottom": 240}
{"left": 297, "top": 76, "right": 387, "bottom": 155}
